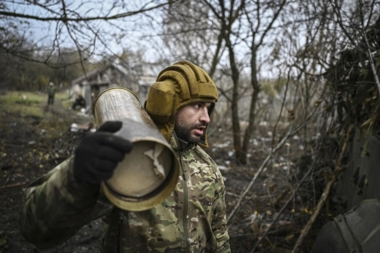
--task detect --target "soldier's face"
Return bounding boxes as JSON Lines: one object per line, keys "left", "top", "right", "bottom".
{"left": 174, "top": 102, "right": 212, "bottom": 143}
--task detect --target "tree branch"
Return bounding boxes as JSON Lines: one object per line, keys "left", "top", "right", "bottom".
{"left": 0, "top": 2, "right": 173, "bottom": 22}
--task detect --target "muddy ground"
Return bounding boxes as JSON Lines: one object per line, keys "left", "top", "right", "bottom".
{"left": 0, "top": 97, "right": 326, "bottom": 253}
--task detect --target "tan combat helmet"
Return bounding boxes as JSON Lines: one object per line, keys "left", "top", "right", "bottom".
{"left": 144, "top": 60, "right": 218, "bottom": 148}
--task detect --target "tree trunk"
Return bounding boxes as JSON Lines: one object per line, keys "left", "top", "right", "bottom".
{"left": 225, "top": 37, "right": 243, "bottom": 162}
{"left": 242, "top": 47, "right": 260, "bottom": 165}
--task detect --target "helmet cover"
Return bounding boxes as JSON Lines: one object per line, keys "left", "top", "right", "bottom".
{"left": 145, "top": 61, "right": 218, "bottom": 147}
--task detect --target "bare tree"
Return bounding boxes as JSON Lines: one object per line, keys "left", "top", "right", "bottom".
{"left": 0, "top": 0, "right": 175, "bottom": 67}
{"left": 203, "top": 0, "right": 289, "bottom": 164}
{"left": 157, "top": 1, "right": 224, "bottom": 71}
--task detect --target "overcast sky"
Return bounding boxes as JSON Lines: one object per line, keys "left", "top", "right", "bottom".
{"left": 3, "top": 0, "right": 165, "bottom": 61}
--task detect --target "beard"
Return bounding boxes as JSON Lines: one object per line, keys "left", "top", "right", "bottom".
{"left": 174, "top": 119, "right": 206, "bottom": 144}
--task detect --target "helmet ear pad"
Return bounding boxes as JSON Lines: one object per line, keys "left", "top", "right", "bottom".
{"left": 145, "top": 80, "right": 176, "bottom": 124}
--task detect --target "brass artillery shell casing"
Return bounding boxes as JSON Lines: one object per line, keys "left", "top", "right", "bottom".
{"left": 93, "top": 87, "right": 179, "bottom": 212}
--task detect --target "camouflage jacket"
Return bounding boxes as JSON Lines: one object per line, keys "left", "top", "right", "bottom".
{"left": 18, "top": 135, "right": 230, "bottom": 253}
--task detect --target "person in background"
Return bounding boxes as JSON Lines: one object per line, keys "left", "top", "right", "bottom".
{"left": 71, "top": 93, "right": 86, "bottom": 110}
{"left": 18, "top": 61, "right": 231, "bottom": 252}
{"left": 47, "top": 82, "right": 56, "bottom": 106}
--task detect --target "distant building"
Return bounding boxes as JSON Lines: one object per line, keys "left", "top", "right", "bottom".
{"left": 71, "top": 59, "right": 159, "bottom": 112}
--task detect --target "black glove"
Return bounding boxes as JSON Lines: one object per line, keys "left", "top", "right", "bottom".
{"left": 73, "top": 121, "right": 133, "bottom": 186}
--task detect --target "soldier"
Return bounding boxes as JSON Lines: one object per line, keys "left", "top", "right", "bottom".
{"left": 310, "top": 199, "right": 380, "bottom": 253}
{"left": 47, "top": 82, "right": 56, "bottom": 106}
{"left": 18, "top": 61, "right": 231, "bottom": 253}
{"left": 71, "top": 93, "right": 86, "bottom": 110}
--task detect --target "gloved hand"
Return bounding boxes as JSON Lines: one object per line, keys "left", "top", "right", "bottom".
{"left": 73, "top": 121, "right": 133, "bottom": 186}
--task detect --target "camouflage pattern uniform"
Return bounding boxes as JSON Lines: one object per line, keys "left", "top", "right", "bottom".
{"left": 18, "top": 61, "right": 230, "bottom": 252}
{"left": 18, "top": 134, "right": 230, "bottom": 252}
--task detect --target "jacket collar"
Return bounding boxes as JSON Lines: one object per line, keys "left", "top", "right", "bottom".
{"left": 170, "top": 132, "right": 197, "bottom": 152}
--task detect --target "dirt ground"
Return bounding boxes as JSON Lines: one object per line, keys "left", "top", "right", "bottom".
{"left": 0, "top": 96, "right": 324, "bottom": 253}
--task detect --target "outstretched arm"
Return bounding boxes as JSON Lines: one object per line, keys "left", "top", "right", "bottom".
{"left": 18, "top": 121, "right": 133, "bottom": 249}
{"left": 18, "top": 158, "right": 101, "bottom": 249}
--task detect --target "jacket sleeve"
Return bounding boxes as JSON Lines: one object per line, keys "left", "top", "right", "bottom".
{"left": 212, "top": 170, "right": 231, "bottom": 253}
{"left": 18, "top": 157, "right": 105, "bottom": 250}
